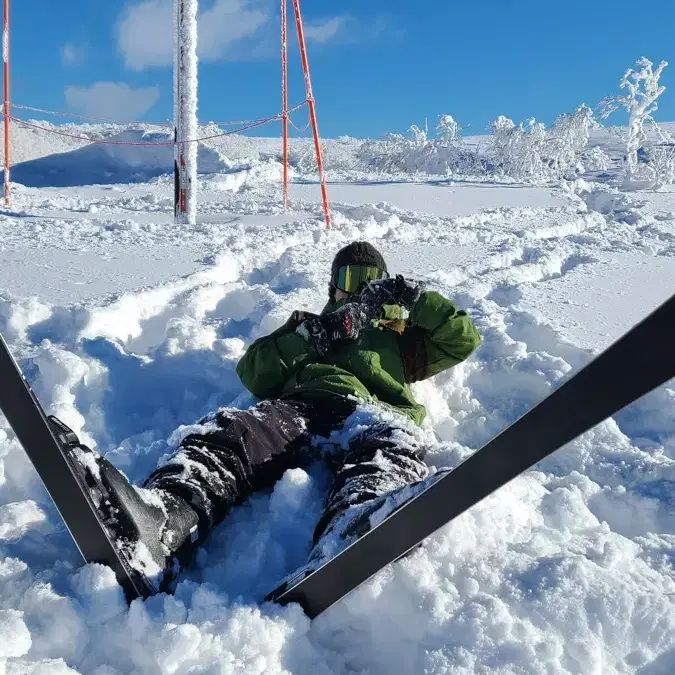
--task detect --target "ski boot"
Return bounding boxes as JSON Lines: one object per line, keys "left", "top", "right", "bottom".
{"left": 50, "top": 416, "right": 200, "bottom": 597}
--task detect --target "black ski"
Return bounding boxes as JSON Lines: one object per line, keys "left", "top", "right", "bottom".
{"left": 0, "top": 334, "right": 152, "bottom": 602}
{"left": 267, "top": 294, "right": 675, "bottom": 618}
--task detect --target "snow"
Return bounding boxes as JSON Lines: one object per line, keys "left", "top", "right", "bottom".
{"left": 10, "top": 130, "right": 228, "bottom": 188}
{"left": 0, "top": 122, "right": 673, "bottom": 674}
{"left": 0, "top": 609, "right": 32, "bottom": 658}
{"left": 290, "top": 181, "right": 568, "bottom": 218}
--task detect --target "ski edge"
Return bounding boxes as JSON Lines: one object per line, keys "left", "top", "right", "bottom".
{"left": 0, "top": 335, "right": 151, "bottom": 602}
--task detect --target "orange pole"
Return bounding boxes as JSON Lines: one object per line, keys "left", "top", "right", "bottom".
{"left": 291, "top": 0, "right": 331, "bottom": 228}
{"left": 281, "top": 0, "right": 289, "bottom": 209}
{"left": 3, "top": 0, "right": 9, "bottom": 207}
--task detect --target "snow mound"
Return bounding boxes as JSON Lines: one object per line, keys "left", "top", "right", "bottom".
{"left": 0, "top": 608, "right": 32, "bottom": 658}
{"left": 201, "top": 158, "right": 292, "bottom": 193}
{"left": 573, "top": 181, "right": 645, "bottom": 224}
{"left": 9, "top": 130, "right": 230, "bottom": 188}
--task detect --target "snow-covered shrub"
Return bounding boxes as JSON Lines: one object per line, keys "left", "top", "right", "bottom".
{"left": 648, "top": 145, "right": 675, "bottom": 188}
{"left": 358, "top": 103, "right": 600, "bottom": 183}
{"left": 489, "top": 115, "right": 516, "bottom": 164}
{"left": 601, "top": 57, "right": 669, "bottom": 184}
{"left": 437, "top": 114, "right": 460, "bottom": 144}
{"left": 488, "top": 116, "right": 548, "bottom": 180}
{"left": 581, "top": 146, "right": 612, "bottom": 172}
{"left": 356, "top": 128, "right": 425, "bottom": 174}
{"left": 545, "top": 105, "right": 596, "bottom": 176}
{"left": 487, "top": 107, "right": 597, "bottom": 181}
{"left": 357, "top": 119, "right": 487, "bottom": 177}
{"left": 287, "top": 146, "right": 315, "bottom": 173}
{"left": 408, "top": 125, "right": 428, "bottom": 148}
{"left": 287, "top": 141, "right": 365, "bottom": 176}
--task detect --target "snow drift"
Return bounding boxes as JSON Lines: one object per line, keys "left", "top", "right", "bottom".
{"left": 8, "top": 130, "right": 230, "bottom": 188}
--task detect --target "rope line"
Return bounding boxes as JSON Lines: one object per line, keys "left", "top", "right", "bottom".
{"left": 11, "top": 103, "right": 172, "bottom": 126}
{"left": 10, "top": 100, "right": 309, "bottom": 133}
{"left": 288, "top": 112, "right": 311, "bottom": 133}
{"left": 9, "top": 101, "right": 308, "bottom": 147}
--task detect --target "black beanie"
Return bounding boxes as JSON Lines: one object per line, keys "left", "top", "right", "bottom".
{"left": 331, "top": 241, "right": 387, "bottom": 281}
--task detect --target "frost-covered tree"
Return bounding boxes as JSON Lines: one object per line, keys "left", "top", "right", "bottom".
{"left": 582, "top": 146, "right": 612, "bottom": 172}
{"left": 407, "top": 125, "right": 428, "bottom": 148}
{"left": 601, "top": 57, "right": 668, "bottom": 177}
{"left": 357, "top": 126, "right": 428, "bottom": 173}
{"left": 437, "top": 114, "right": 460, "bottom": 144}
{"left": 358, "top": 123, "right": 456, "bottom": 174}
{"left": 648, "top": 146, "right": 675, "bottom": 188}
{"left": 546, "top": 105, "right": 596, "bottom": 176}
{"left": 357, "top": 106, "right": 487, "bottom": 175}
{"left": 489, "top": 115, "right": 516, "bottom": 160}
{"left": 489, "top": 116, "right": 548, "bottom": 180}
{"left": 525, "top": 118, "right": 548, "bottom": 176}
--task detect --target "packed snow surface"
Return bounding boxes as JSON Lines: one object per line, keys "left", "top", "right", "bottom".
{"left": 0, "top": 126, "right": 674, "bottom": 675}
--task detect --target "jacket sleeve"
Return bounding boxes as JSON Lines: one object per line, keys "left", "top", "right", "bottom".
{"left": 235, "top": 311, "right": 319, "bottom": 399}
{"left": 399, "top": 290, "right": 481, "bottom": 383}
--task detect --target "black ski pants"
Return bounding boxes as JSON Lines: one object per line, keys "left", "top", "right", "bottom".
{"left": 144, "top": 396, "right": 429, "bottom": 544}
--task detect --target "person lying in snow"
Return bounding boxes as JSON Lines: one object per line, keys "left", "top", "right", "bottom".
{"left": 77, "top": 241, "right": 482, "bottom": 591}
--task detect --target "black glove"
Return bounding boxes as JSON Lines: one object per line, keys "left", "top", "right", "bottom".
{"left": 360, "top": 275, "right": 424, "bottom": 317}
{"left": 296, "top": 303, "right": 367, "bottom": 356}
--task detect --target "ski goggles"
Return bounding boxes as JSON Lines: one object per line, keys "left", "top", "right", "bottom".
{"left": 333, "top": 264, "right": 388, "bottom": 293}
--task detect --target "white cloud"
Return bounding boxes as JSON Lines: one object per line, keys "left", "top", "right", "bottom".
{"left": 117, "top": 0, "right": 173, "bottom": 70}
{"left": 61, "top": 42, "right": 84, "bottom": 66}
{"left": 64, "top": 82, "right": 160, "bottom": 120}
{"left": 305, "top": 15, "right": 394, "bottom": 46}
{"left": 304, "top": 17, "right": 348, "bottom": 45}
{"left": 198, "top": 0, "right": 270, "bottom": 61}
{"left": 116, "top": 1, "right": 388, "bottom": 70}
{"left": 117, "top": 0, "right": 273, "bottom": 70}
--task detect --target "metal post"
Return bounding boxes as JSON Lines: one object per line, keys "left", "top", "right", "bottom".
{"left": 281, "top": 0, "right": 289, "bottom": 209}
{"left": 173, "top": 0, "right": 180, "bottom": 221}
{"left": 174, "top": 0, "right": 198, "bottom": 225}
{"left": 3, "top": 0, "right": 10, "bottom": 207}
{"left": 291, "top": 0, "right": 331, "bottom": 228}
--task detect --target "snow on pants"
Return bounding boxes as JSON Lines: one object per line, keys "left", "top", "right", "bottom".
{"left": 144, "top": 396, "right": 430, "bottom": 544}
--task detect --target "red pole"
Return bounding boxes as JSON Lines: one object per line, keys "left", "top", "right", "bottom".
{"left": 3, "top": 0, "right": 9, "bottom": 207}
{"left": 281, "top": 0, "right": 289, "bottom": 209}
{"left": 291, "top": 0, "right": 331, "bottom": 228}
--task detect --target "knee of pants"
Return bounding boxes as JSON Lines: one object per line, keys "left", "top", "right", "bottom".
{"left": 184, "top": 410, "right": 253, "bottom": 470}
{"left": 345, "top": 429, "right": 427, "bottom": 466}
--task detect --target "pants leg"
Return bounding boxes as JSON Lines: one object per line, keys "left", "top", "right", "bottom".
{"left": 313, "top": 423, "right": 430, "bottom": 543}
{"left": 144, "top": 399, "right": 316, "bottom": 530}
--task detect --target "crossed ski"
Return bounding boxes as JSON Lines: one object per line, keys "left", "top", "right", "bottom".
{"left": 1, "top": 294, "right": 674, "bottom": 618}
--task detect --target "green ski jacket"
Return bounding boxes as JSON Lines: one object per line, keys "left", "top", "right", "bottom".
{"left": 236, "top": 291, "right": 482, "bottom": 426}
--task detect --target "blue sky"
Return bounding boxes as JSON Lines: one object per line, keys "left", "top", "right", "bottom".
{"left": 10, "top": 0, "right": 675, "bottom": 138}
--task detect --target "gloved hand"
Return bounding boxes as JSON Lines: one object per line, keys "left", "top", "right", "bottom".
{"left": 296, "top": 303, "right": 367, "bottom": 356}
{"left": 360, "top": 274, "right": 425, "bottom": 317}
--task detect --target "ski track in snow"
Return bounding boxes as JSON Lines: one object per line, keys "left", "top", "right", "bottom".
{"left": 0, "top": 148, "right": 674, "bottom": 674}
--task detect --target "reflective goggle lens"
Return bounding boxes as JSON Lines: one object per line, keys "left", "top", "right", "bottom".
{"left": 334, "top": 265, "right": 388, "bottom": 293}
